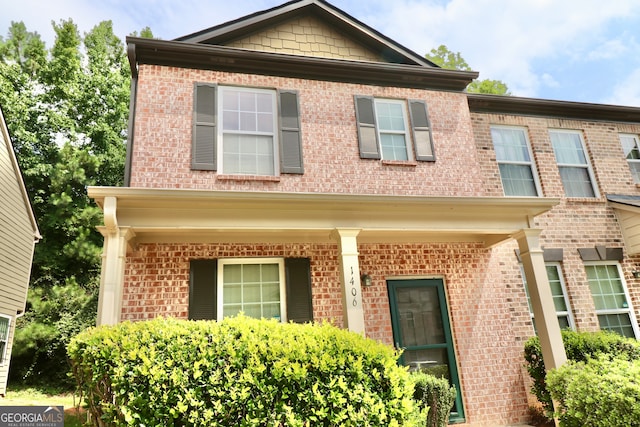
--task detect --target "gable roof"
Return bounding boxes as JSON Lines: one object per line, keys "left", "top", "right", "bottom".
{"left": 175, "top": 0, "right": 436, "bottom": 67}
{"left": 127, "top": 0, "right": 477, "bottom": 91}
{"left": 0, "top": 106, "right": 41, "bottom": 241}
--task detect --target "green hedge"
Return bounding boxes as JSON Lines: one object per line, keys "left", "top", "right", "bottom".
{"left": 411, "top": 372, "right": 455, "bottom": 427}
{"left": 547, "top": 355, "right": 640, "bottom": 426}
{"left": 524, "top": 329, "right": 640, "bottom": 416}
{"left": 68, "top": 316, "right": 424, "bottom": 426}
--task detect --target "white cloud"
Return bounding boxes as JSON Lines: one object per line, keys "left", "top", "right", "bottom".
{"left": 605, "top": 68, "right": 640, "bottom": 107}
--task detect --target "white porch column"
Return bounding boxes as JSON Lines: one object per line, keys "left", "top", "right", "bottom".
{"left": 332, "top": 228, "right": 365, "bottom": 334}
{"left": 514, "top": 229, "right": 567, "bottom": 370}
{"left": 96, "top": 197, "right": 133, "bottom": 326}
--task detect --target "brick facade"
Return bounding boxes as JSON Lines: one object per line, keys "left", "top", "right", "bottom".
{"left": 91, "top": 2, "right": 640, "bottom": 425}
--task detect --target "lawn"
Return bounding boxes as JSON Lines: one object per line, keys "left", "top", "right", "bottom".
{"left": 0, "top": 387, "right": 86, "bottom": 426}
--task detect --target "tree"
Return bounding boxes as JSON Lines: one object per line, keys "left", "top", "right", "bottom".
{"left": 0, "top": 19, "right": 133, "bottom": 388}
{"left": 426, "top": 44, "right": 511, "bottom": 95}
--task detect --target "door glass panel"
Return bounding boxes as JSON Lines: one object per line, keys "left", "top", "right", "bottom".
{"left": 388, "top": 279, "right": 464, "bottom": 422}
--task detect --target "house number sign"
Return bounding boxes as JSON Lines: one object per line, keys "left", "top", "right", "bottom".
{"left": 350, "top": 266, "right": 358, "bottom": 307}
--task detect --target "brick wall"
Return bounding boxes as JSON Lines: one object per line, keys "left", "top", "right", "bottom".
{"left": 130, "top": 65, "right": 486, "bottom": 197}
{"left": 122, "top": 241, "right": 534, "bottom": 425}
{"left": 471, "top": 111, "right": 640, "bottom": 335}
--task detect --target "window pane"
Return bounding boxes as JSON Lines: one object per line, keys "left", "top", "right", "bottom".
{"left": 222, "top": 135, "right": 275, "bottom": 175}
{"left": 550, "top": 132, "right": 587, "bottom": 165}
{"left": 222, "top": 261, "right": 282, "bottom": 320}
{"left": 598, "top": 314, "right": 635, "bottom": 338}
{"left": 491, "top": 128, "right": 530, "bottom": 162}
{"left": 376, "top": 102, "right": 405, "bottom": 131}
{"left": 380, "top": 134, "right": 408, "bottom": 161}
{"left": 0, "top": 317, "right": 8, "bottom": 338}
{"left": 498, "top": 164, "right": 537, "bottom": 196}
{"left": 558, "top": 316, "right": 570, "bottom": 329}
{"left": 558, "top": 167, "right": 595, "bottom": 197}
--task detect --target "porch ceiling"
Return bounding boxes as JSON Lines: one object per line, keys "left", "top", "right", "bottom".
{"left": 88, "top": 187, "right": 559, "bottom": 248}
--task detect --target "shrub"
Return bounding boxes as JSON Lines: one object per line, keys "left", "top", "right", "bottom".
{"left": 68, "top": 316, "right": 422, "bottom": 426}
{"left": 547, "top": 355, "right": 640, "bottom": 427}
{"left": 523, "top": 329, "right": 640, "bottom": 416}
{"left": 411, "top": 372, "right": 455, "bottom": 427}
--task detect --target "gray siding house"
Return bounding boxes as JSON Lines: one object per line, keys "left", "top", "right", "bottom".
{"left": 0, "top": 106, "right": 40, "bottom": 395}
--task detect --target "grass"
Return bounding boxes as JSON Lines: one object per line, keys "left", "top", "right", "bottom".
{"left": 1, "top": 386, "right": 86, "bottom": 426}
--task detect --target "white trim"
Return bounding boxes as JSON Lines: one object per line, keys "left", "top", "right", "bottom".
{"left": 490, "top": 125, "right": 542, "bottom": 197}
{"left": 0, "top": 314, "right": 12, "bottom": 365}
{"left": 585, "top": 261, "right": 640, "bottom": 338}
{"left": 216, "top": 258, "right": 287, "bottom": 322}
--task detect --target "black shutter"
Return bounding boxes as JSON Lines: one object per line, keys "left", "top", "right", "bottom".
{"left": 189, "top": 259, "right": 217, "bottom": 320}
{"left": 354, "top": 95, "right": 381, "bottom": 159}
{"left": 279, "top": 90, "right": 304, "bottom": 174}
{"left": 285, "top": 258, "right": 313, "bottom": 323}
{"left": 192, "top": 83, "right": 217, "bottom": 170}
{"left": 408, "top": 99, "right": 436, "bottom": 161}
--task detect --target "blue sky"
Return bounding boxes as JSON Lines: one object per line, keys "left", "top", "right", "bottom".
{"left": 2, "top": 0, "right": 640, "bottom": 107}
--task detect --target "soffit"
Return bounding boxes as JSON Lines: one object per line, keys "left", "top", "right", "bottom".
{"left": 607, "top": 195, "right": 640, "bottom": 255}
{"left": 468, "top": 93, "right": 640, "bottom": 123}
{"left": 88, "top": 186, "right": 559, "bottom": 247}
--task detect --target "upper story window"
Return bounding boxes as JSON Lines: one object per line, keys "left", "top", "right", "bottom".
{"left": 220, "top": 87, "right": 277, "bottom": 175}
{"left": 585, "top": 262, "right": 639, "bottom": 338}
{"left": 490, "top": 126, "right": 540, "bottom": 196}
{"left": 192, "top": 84, "right": 303, "bottom": 175}
{"left": 354, "top": 96, "right": 435, "bottom": 162}
{"left": 549, "top": 130, "right": 598, "bottom": 198}
{"left": 619, "top": 133, "right": 640, "bottom": 184}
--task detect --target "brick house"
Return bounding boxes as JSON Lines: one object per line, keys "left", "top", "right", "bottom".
{"left": 88, "top": 0, "right": 640, "bottom": 424}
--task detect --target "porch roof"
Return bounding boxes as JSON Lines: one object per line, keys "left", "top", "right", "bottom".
{"left": 88, "top": 186, "right": 559, "bottom": 248}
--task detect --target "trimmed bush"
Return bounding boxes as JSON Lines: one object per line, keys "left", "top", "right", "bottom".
{"left": 523, "top": 329, "right": 640, "bottom": 415}
{"left": 411, "top": 372, "right": 455, "bottom": 427}
{"left": 547, "top": 355, "right": 640, "bottom": 426}
{"left": 68, "top": 316, "right": 423, "bottom": 426}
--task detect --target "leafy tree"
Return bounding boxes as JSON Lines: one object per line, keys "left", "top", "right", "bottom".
{"left": 426, "top": 44, "right": 511, "bottom": 95}
{"left": 0, "top": 19, "right": 134, "bottom": 388}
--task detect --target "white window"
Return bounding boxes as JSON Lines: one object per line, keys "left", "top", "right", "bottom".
{"left": 491, "top": 126, "right": 540, "bottom": 196}
{"left": 0, "top": 315, "right": 11, "bottom": 364}
{"left": 522, "top": 263, "right": 574, "bottom": 331}
{"left": 219, "top": 86, "right": 278, "bottom": 175}
{"left": 217, "top": 258, "right": 286, "bottom": 321}
{"left": 620, "top": 133, "right": 640, "bottom": 184}
{"left": 374, "top": 99, "right": 412, "bottom": 161}
{"left": 549, "top": 130, "right": 598, "bottom": 198}
{"left": 586, "top": 262, "right": 639, "bottom": 338}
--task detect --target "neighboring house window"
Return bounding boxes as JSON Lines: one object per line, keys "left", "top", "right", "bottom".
{"left": 549, "top": 130, "right": 598, "bottom": 197}
{"left": 192, "top": 84, "right": 303, "bottom": 174}
{"left": 217, "top": 258, "right": 286, "bottom": 321}
{"left": 490, "top": 126, "right": 540, "bottom": 196}
{"left": 189, "top": 258, "right": 313, "bottom": 323}
{"left": 619, "top": 133, "right": 640, "bottom": 183}
{"left": 0, "top": 315, "right": 10, "bottom": 364}
{"left": 586, "top": 262, "right": 639, "bottom": 338}
{"left": 354, "top": 96, "right": 435, "bottom": 162}
{"left": 522, "top": 263, "right": 574, "bottom": 331}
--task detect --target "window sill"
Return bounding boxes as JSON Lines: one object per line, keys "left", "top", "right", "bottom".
{"left": 381, "top": 160, "right": 417, "bottom": 167}
{"left": 217, "top": 174, "right": 281, "bottom": 182}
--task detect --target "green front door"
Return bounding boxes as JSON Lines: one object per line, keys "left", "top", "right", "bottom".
{"left": 388, "top": 279, "right": 464, "bottom": 423}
